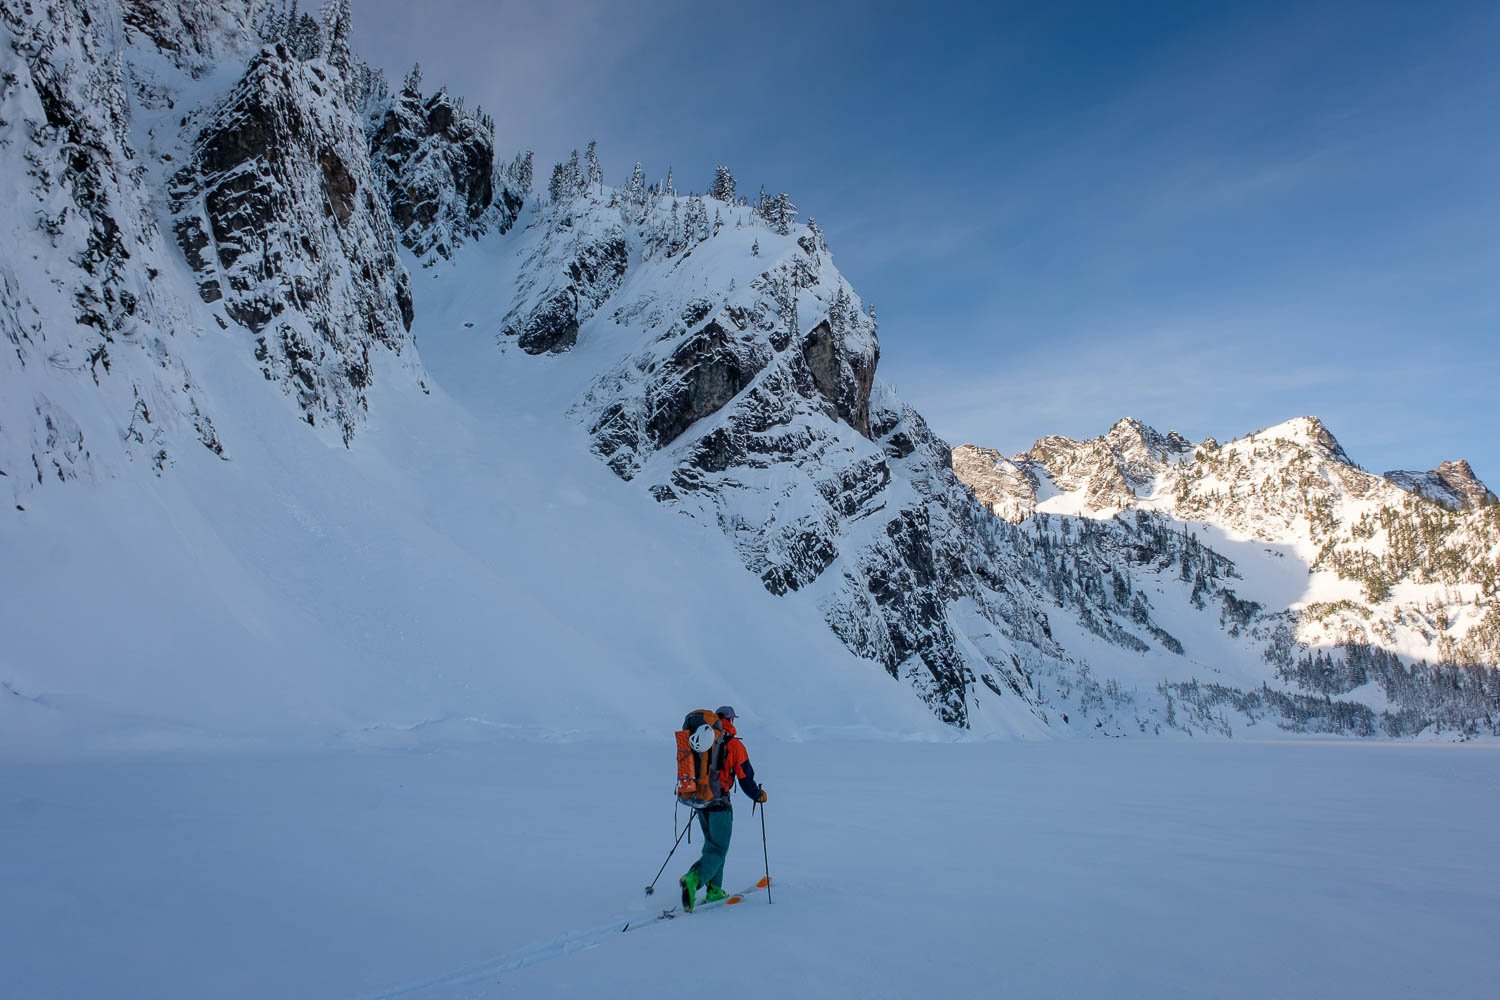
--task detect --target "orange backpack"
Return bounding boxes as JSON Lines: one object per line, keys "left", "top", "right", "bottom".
{"left": 676, "top": 709, "right": 729, "bottom": 809}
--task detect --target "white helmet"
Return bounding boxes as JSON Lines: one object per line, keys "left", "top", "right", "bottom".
{"left": 688, "top": 723, "right": 717, "bottom": 752}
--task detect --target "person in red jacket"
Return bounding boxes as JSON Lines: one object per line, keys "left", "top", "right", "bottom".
{"left": 680, "top": 706, "right": 766, "bottom": 910}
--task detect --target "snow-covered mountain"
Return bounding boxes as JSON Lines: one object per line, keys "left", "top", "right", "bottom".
{"left": 954, "top": 417, "right": 1500, "bottom": 736}
{"left": 3, "top": 1, "right": 1496, "bottom": 748}
{"left": 1383, "top": 460, "right": 1497, "bottom": 512}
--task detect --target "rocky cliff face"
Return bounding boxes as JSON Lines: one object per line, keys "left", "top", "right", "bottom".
{"left": 2, "top": 0, "right": 516, "bottom": 479}
{"left": 485, "top": 186, "right": 1259, "bottom": 731}
{"left": 120, "top": 0, "right": 260, "bottom": 70}
{"left": 369, "top": 80, "right": 522, "bottom": 262}
{"left": 1385, "top": 460, "right": 1497, "bottom": 512}
{"left": 170, "top": 43, "right": 415, "bottom": 442}
{"left": 0, "top": 0, "right": 247, "bottom": 492}
{"left": 955, "top": 417, "right": 1500, "bottom": 736}
{"left": 513, "top": 191, "right": 1049, "bottom": 726}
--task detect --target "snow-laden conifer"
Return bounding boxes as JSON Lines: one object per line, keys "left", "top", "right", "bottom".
{"left": 710, "top": 164, "right": 736, "bottom": 203}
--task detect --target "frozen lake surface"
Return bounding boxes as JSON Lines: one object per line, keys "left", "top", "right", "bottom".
{"left": 3, "top": 739, "right": 1496, "bottom": 998}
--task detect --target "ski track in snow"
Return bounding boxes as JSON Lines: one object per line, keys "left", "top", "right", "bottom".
{"left": 365, "top": 915, "right": 644, "bottom": 998}
{"left": 369, "top": 882, "right": 768, "bottom": 998}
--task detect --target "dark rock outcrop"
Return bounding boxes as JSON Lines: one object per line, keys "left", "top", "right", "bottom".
{"left": 369, "top": 84, "right": 521, "bottom": 261}
{"left": 802, "top": 318, "right": 876, "bottom": 438}
{"left": 171, "top": 44, "right": 414, "bottom": 442}
{"left": 503, "top": 223, "right": 626, "bottom": 355}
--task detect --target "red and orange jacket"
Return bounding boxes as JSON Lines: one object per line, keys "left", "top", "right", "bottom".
{"left": 716, "top": 720, "right": 763, "bottom": 807}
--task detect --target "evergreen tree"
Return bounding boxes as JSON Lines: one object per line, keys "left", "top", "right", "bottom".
{"left": 710, "top": 164, "right": 736, "bottom": 203}
{"left": 402, "top": 62, "right": 422, "bottom": 97}
{"left": 548, "top": 161, "right": 570, "bottom": 204}
{"left": 830, "top": 286, "right": 851, "bottom": 337}
{"left": 759, "top": 191, "right": 797, "bottom": 235}
{"left": 807, "top": 217, "right": 826, "bottom": 252}
{"left": 584, "top": 141, "right": 604, "bottom": 191}
{"left": 508, "top": 151, "right": 534, "bottom": 194}
{"left": 696, "top": 198, "right": 711, "bottom": 240}
{"left": 322, "top": 0, "right": 354, "bottom": 99}
{"left": 624, "top": 162, "right": 648, "bottom": 207}
{"left": 283, "top": 0, "right": 302, "bottom": 42}
{"left": 751, "top": 238, "right": 760, "bottom": 257}
{"left": 664, "top": 166, "right": 676, "bottom": 197}
{"left": 774, "top": 271, "right": 798, "bottom": 340}
{"left": 287, "top": 10, "right": 322, "bottom": 60}
{"left": 254, "top": 0, "right": 288, "bottom": 41}
{"left": 566, "top": 149, "right": 583, "bottom": 195}
{"left": 352, "top": 62, "right": 390, "bottom": 119}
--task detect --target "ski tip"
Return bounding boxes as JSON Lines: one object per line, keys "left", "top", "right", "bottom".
{"left": 755, "top": 876, "right": 771, "bottom": 888}
{"left": 725, "top": 896, "right": 744, "bottom": 905}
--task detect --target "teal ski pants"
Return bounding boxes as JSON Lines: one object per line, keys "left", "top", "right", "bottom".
{"left": 689, "top": 807, "right": 733, "bottom": 889}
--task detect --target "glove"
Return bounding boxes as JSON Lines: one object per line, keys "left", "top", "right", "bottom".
{"left": 757, "top": 789, "right": 768, "bottom": 804}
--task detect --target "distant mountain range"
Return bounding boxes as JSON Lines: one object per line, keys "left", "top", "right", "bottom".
{"left": 953, "top": 417, "right": 1499, "bottom": 736}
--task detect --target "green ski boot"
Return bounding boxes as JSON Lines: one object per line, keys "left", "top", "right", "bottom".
{"left": 704, "top": 884, "right": 729, "bottom": 904}
{"left": 679, "top": 869, "right": 701, "bottom": 912}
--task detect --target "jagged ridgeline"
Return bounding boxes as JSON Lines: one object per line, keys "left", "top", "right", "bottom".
{"left": 3, "top": 0, "right": 1495, "bottom": 737}
{"left": 503, "top": 150, "right": 1073, "bottom": 729}
{"left": 954, "top": 418, "right": 1500, "bottom": 737}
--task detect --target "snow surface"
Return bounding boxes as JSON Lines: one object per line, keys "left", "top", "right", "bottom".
{"left": 2, "top": 740, "right": 1496, "bottom": 999}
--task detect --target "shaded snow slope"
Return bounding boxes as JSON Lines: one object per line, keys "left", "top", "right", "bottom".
{"left": 1, "top": 289, "right": 947, "bottom": 752}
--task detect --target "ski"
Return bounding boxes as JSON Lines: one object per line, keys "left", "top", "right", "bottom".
{"left": 622, "top": 876, "right": 771, "bottom": 932}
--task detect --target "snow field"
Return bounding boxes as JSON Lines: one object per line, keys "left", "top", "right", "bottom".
{"left": 2, "top": 740, "right": 1496, "bottom": 999}
{"left": 0, "top": 249, "right": 943, "bottom": 752}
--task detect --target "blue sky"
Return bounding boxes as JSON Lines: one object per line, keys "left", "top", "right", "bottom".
{"left": 354, "top": 0, "right": 1499, "bottom": 479}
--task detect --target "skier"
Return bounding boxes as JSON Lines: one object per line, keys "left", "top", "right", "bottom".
{"left": 680, "top": 705, "right": 766, "bottom": 911}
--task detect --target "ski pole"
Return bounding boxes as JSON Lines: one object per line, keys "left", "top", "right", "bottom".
{"left": 760, "top": 799, "right": 772, "bottom": 904}
{"left": 645, "top": 812, "right": 695, "bottom": 896}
